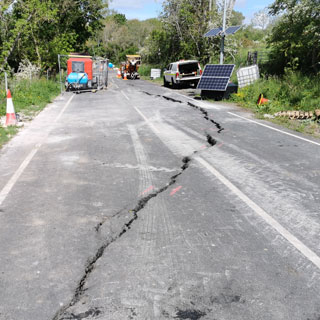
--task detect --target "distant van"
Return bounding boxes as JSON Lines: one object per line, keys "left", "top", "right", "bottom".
{"left": 163, "top": 60, "right": 202, "bottom": 88}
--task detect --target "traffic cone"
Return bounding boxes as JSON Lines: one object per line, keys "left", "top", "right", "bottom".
{"left": 5, "top": 90, "right": 17, "bottom": 126}
{"left": 117, "top": 69, "right": 121, "bottom": 79}
{"left": 257, "top": 94, "right": 269, "bottom": 106}
{"left": 123, "top": 73, "right": 128, "bottom": 80}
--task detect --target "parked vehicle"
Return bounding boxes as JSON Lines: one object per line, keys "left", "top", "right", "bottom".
{"left": 163, "top": 60, "right": 202, "bottom": 88}
{"left": 65, "top": 54, "right": 108, "bottom": 91}
{"left": 120, "top": 55, "right": 141, "bottom": 80}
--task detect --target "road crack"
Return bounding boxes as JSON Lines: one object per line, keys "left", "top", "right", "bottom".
{"left": 53, "top": 93, "right": 224, "bottom": 319}
{"left": 52, "top": 156, "right": 192, "bottom": 320}
{"left": 187, "top": 102, "right": 224, "bottom": 133}
{"left": 140, "top": 90, "right": 224, "bottom": 133}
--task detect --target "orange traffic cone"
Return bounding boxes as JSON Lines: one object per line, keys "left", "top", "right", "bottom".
{"left": 257, "top": 94, "right": 269, "bottom": 106}
{"left": 123, "top": 73, "right": 128, "bottom": 80}
{"left": 117, "top": 69, "right": 121, "bottom": 79}
{"left": 5, "top": 90, "right": 17, "bottom": 126}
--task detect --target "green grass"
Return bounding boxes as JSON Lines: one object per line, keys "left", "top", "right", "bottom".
{"left": 229, "top": 72, "right": 320, "bottom": 138}
{"left": 140, "top": 75, "right": 163, "bottom": 85}
{"left": 138, "top": 64, "right": 163, "bottom": 77}
{"left": 0, "top": 126, "right": 18, "bottom": 147}
{"left": 0, "top": 78, "right": 60, "bottom": 148}
{"left": 0, "top": 78, "right": 60, "bottom": 117}
{"left": 230, "top": 72, "right": 320, "bottom": 115}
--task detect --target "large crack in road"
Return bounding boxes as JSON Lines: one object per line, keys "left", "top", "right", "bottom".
{"left": 141, "top": 90, "right": 224, "bottom": 134}
{"left": 52, "top": 92, "right": 224, "bottom": 320}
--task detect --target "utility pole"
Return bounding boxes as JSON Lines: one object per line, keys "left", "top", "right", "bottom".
{"left": 219, "top": 0, "right": 227, "bottom": 64}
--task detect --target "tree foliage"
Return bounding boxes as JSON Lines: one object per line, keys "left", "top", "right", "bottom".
{"left": 0, "top": 0, "right": 108, "bottom": 72}
{"left": 268, "top": 0, "right": 320, "bottom": 74}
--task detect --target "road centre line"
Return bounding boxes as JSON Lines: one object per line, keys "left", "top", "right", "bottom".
{"left": 0, "top": 94, "right": 75, "bottom": 207}
{"left": 121, "top": 90, "right": 130, "bottom": 101}
{"left": 133, "top": 106, "right": 159, "bottom": 133}
{"left": 123, "top": 90, "right": 159, "bottom": 133}
{"left": 196, "top": 156, "right": 320, "bottom": 270}
{"left": 228, "top": 112, "right": 320, "bottom": 146}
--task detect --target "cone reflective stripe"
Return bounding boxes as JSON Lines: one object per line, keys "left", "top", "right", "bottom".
{"left": 6, "top": 89, "right": 17, "bottom": 126}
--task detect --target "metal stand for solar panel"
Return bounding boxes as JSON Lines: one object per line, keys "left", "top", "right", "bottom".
{"left": 204, "top": 0, "right": 241, "bottom": 64}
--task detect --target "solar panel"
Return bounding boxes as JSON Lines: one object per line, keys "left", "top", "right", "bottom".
{"left": 202, "top": 64, "right": 235, "bottom": 77}
{"left": 204, "top": 27, "right": 222, "bottom": 37}
{"left": 197, "top": 64, "right": 235, "bottom": 91}
{"left": 225, "top": 26, "right": 241, "bottom": 35}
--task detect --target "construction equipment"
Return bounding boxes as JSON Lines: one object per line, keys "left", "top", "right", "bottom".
{"left": 120, "top": 55, "right": 141, "bottom": 80}
{"left": 58, "top": 54, "right": 109, "bottom": 93}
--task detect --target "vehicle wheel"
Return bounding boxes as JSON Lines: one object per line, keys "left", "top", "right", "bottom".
{"left": 163, "top": 77, "right": 169, "bottom": 87}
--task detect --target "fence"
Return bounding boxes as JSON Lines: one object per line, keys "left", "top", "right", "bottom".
{"left": 247, "top": 51, "right": 271, "bottom": 66}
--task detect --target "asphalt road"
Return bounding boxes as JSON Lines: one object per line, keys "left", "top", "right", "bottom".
{"left": 0, "top": 72, "right": 319, "bottom": 320}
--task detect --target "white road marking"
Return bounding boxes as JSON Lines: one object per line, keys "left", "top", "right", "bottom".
{"left": 121, "top": 91, "right": 130, "bottom": 101}
{"left": 133, "top": 106, "right": 159, "bottom": 133}
{"left": 228, "top": 112, "right": 320, "bottom": 146}
{"left": 0, "top": 94, "right": 75, "bottom": 207}
{"left": 122, "top": 90, "right": 160, "bottom": 133}
{"left": 196, "top": 156, "right": 320, "bottom": 270}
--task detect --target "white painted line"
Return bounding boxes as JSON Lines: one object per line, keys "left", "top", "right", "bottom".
{"left": 122, "top": 90, "right": 159, "bottom": 132}
{"left": 0, "top": 94, "right": 75, "bottom": 207}
{"left": 228, "top": 112, "right": 320, "bottom": 146}
{"left": 121, "top": 91, "right": 130, "bottom": 101}
{"left": 133, "top": 106, "right": 159, "bottom": 133}
{"left": 196, "top": 156, "right": 320, "bottom": 270}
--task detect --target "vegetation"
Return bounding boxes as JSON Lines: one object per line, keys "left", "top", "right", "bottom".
{"left": 0, "top": 126, "right": 18, "bottom": 148}
{"left": 0, "top": 79, "right": 60, "bottom": 117}
{"left": 0, "top": 0, "right": 108, "bottom": 72}
{"left": 231, "top": 72, "right": 320, "bottom": 114}
{"left": 267, "top": 0, "right": 320, "bottom": 75}
{"left": 0, "top": 78, "right": 60, "bottom": 148}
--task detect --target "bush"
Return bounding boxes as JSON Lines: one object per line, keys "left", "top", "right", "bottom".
{"left": 230, "top": 72, "right": 320, "bottom": 114}
{"left": 138, "top": 64, "right": 163, "bottom": 77}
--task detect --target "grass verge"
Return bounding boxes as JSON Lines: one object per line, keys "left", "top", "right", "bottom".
{"left": 0, "top": 78, "right": 60, "bottom": 148}
{"left": 230, "top": 72, "right": 320, "bottom": 138}
{"left": 0, "top": 126, "right": 18, "bottom": 147}
{"left": 140, "top": 75, "right": 163, "bottom": 85}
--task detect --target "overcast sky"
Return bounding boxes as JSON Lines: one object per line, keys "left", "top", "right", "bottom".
{"left": 109, "top": 0, "right": 274, "bottom": 23}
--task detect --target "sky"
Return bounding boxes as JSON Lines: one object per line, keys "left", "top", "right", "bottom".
{"left": 109, "top": 0, "right": 274, "bottom": 23}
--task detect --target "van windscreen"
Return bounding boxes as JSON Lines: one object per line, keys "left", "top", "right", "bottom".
{"left": 72, "top": 61, "right": 85, "bottom": 73}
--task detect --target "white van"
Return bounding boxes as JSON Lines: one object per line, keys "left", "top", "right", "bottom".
{"left": 163, "top": 60, "right": 202, "bottom": 88}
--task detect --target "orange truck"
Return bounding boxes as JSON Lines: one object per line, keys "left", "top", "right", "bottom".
{"left": 120, "top": 55, "right": 141, "bottom": 80}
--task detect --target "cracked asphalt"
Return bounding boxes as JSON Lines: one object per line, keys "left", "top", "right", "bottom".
{"left": 0, "top": 71, "right": 320, "bottom": 320}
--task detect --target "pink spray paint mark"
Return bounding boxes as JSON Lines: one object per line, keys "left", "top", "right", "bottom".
{"left": 141, "top": 186, "right": 154, "bottom": 195}
{"left": 170, "top": 186, "right": 182, "bottom": 196}
{"left": 218, "top": 143, "right": 224, "bottom": 148}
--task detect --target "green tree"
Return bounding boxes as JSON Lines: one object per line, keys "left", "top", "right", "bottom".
{"left": 145, "top": 0, "right": 217, "bottom": 65}
{"left": 229, "top": 10, "right": 245, "bottom": 26}
{"left": 0, "top": 0, "right": 108, "bottom": 72}
{"left": 268, "top": 0, "right": 320, "bottom": 74}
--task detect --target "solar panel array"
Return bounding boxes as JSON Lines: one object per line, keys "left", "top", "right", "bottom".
{"left": 204, "top": 27, "right": 222, "bottom": 37}
{"left": 197, "top": 64, "right": 235, "bottom": 91}
{"left": 225, "top": 26, "right": 241, "bottom": 35}
{"left": 204, "top": 26, "right": 241, "bottom": 37}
